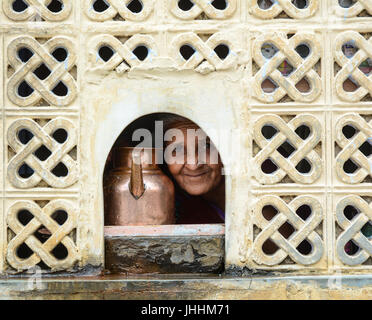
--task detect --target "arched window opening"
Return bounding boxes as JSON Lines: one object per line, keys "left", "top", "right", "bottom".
{"left": 103, "top": 113, "right": 226, "bottom": 274}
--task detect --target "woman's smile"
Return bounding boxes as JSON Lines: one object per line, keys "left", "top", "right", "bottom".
{"left": 183, "top": 170, "right": 210, "bottom": 178}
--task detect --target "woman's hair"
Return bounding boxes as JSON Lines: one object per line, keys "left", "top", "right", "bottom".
{"left": 162, "top": 114, "right": 199, "bottom": 132}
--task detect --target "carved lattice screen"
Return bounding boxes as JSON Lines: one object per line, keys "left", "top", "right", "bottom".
{"left": 0, "top": 0, "right": 371, "bottom": 275}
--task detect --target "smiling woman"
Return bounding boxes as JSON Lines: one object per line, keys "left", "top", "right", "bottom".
{"left": 102, "top": 113, "right": 225, "bottom": 274}
{"left": 162, "top": 115, "right": 225, "bottom": 224}
{"left": 103, "top": 113, "right": 225, "bottom": 226}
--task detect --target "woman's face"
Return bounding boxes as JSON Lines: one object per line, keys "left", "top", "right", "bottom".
{"left": 165, "top": 123, "right": 223, "bottom": 196}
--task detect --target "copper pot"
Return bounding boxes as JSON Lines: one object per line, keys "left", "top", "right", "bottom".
{"left": 104, "top": 147, "right": 175, "bottom": 226}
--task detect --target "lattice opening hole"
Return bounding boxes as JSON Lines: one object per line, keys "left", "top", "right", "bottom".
{"left": 296, "top": 204, "right": 312, "bottom": 220}
{"left": 33, "top": 63, "right": 51, "bottom": 80}
{"left": 343, "top": 78, "right": 360, "bottom": 92}
{"left": 36, "top": 261, "right": 51, "bottom": 270}
{"left": 278, "top": 222, "right": 295, "bottom": 239}
{"left": 46, "top": 0, "right": 63, "bottom": 13}
{"left": 68, "top": 146, "right": 77, "bottom": 161}
{"left": 261, "top": 124, "right": 278, "bottom": 139}
{"left": 35, "top": 200, "right": 49, "bottom": 208}
{"left": 262, "top": 239, "right": 279, "bottom": 254}
{"left": 52, "top": 210, "right": 68, "bottom": 225}
{"left": 343, "top": 158, "right": 359, "bottom": 174}
{"left": 295, "top": 158, "right": 312, "bottom": 174}
{"left": 359, "top": 141, "right": 372, "bottom": 157}
{"left": 34, "top": 226, "right": 52, "bottom": 243}
{"left": 178, "top": 0, "right": 228, "bottom": 11}
{"left": 17, "top": 47, "right": 33, "bottom": 62}
{"left": 211, "top": 0, "right": 228, "bottom": 10}
{"left": 214, "top": 44, "right": 229, "bottom": 60}
{"left": 8, "top": 146, "right": 16, "bottom": 161}
{"left": 178, "top": 0, "right": 194, "bottom": 11}
{"left": 18, "top": 128, "right": 34, "bottom": 144}
{"left": 132, "top": 45, "right": 149, "bottom": 61}
{"left": 12, "top": 0, "right": 28, "bottom": 12}
{"left": 292, "top": 0, "right": 308, "bottom": 9}
{"left": 295, "top": 43, "right": 310, "bottom": 59}
{"left": 262, "top": 205, "right": 277, "bottom": 221}
{"left": 34, "top": 145, "right": 52, "bottom": 161}
{"left": 35, "top": 38, "right": 48, "bottom": 45}
{"left": 51, "top": 243, "right": 69, "bottom": 260}
{"left": 52, "top": 47, "right": 68, "bottom": 62}
{"left": 344, "top": 240, "right": 360, "bottom": 256}
{"left": 258, "top": 0, "right": 274, "bottom": 10}
{"left": 261, "top": 43, "right": 278, "bottom": 59}
{"left": 180, "top": 44, "right": 196, "bottom": 60}
{"left": 17, "top": 80, "right": 34, "bottom": 97}
{"left": 296, "top": 77, "right": 311, "bottom": 93}
{"left": 18, "top": 163, "right": 34, "bottom": 178}
{"left": 278, "top": 60, "right": 294, "bottom": 77}
{"left": 93, "top": 0, "right": 110, "bottom": 12}
{"left": 53, "top": 128, "right": 68, "bottom": 143}
{"left": 16, "top": 243, "right": 34, "bottom": 259}
{"left": 295, "top": 125, "right": 310, "bottom": 140}
{"left": 261, "top": 78, "right": 278, "bottom": 93}
{"left": 358, "top": 59, "right": 372, "bottom": 76}
{"left": 35, "top": 118, "right": 50, "bottom": 126}
{"left": 51, "top": 162, "right": 69, "bottom": 177}
{"left": 52, "top": 81, "right": 68, "bottom": 97}
{"left": 18, "top": 209, "right": 34, "bottom": 226}
{"left": 98, "top": 45, "right": 115, "bottom": 62}
{"left": 258, "top": 0, "right": 309, "bottom": 16}
{"left": 261, "top": 158, "right": 278, "bottom": 174}
{"left": 362, "top": 222, "right": 372, "bottom": 239}
{"left": 342, "top": 41, "right": 358, "bottom": 58}
{"left": 127, "top": 0, "right": 143, "bottom": 13}
{"left": 344, "top": 205, "right": 359, "bottom": 220}
{"left": 338, "top": 0, "right": 356, "bottom": 8}
{"left": 277, "top": 140, "right": 296, "bottom": 158}
{"left": 8, "top": 65, "right": 15, "bottom": 78}
{"left": 296, "top": 240, "right": 312, "bottom": 255}
{"left": 342, "top": 124, "right": 357, "bottom": 139}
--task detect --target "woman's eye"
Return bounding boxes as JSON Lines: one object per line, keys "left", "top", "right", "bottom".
{"left": 172, "top": 145, "right": 184, "bottom": 156}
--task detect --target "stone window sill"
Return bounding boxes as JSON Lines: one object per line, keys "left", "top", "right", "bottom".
{"left": 104, "top": 224, "right": 225, "bottom": 274}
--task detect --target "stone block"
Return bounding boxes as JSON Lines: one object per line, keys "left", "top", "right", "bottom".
{"left": 105, "top": 234, "right": 224, "bottom": 274}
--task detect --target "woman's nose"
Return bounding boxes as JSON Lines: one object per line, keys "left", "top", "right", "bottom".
{"left": 184, "top": 162, "right": 203, "bottom": 170}
{"left": 184, "top": 151, "right": 203, "bottom": 170}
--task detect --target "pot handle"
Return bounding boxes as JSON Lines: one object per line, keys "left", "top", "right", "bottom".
{"left": 129, "top": 148, "right": 145, "bottom": 199}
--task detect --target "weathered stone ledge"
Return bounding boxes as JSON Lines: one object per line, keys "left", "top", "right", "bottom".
{"left": 104, "top": 225, "right": 225, "bottom": 274}
{"left": 1, "top": 274, "right": 372, "bottom": 300}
